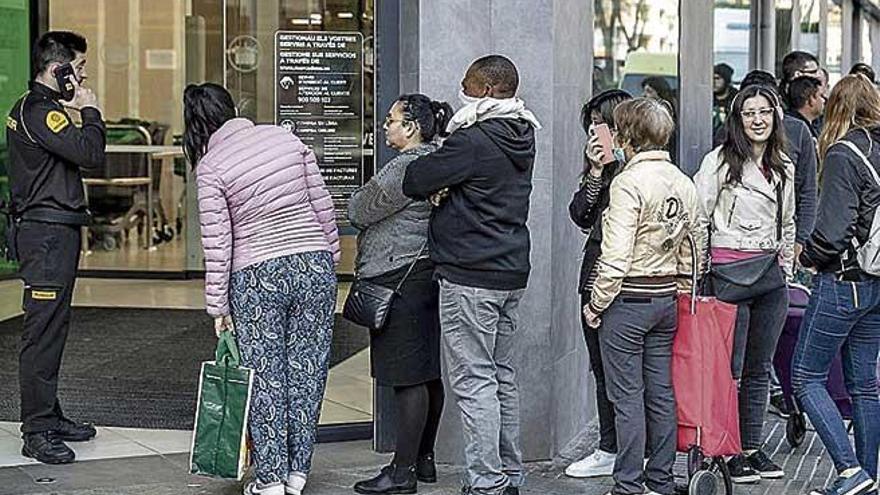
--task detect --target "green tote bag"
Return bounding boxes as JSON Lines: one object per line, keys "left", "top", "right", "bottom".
{"left": 189, "top": 330, "right": 254, "bottom": 480}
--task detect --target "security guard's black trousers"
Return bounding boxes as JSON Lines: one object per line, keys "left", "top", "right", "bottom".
{"left": 17, "top": 221, "right": 81, "bottom": 434}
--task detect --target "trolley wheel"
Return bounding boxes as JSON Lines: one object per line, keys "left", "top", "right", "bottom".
{"left": 787, "top": 413, "right": 807, "bottom": 447}
{"left": 708, "top": 456, "right": 734, "bottom": 495}
{"left": 100, "top": 235, "right": 117, "bottom": 251}
{"left": 689, "top": 470, "right": 718, "bottom": 495}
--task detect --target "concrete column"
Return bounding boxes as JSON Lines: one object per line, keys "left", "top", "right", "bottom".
{"left": 679, "top": 0, "right": 714, "bottom": 177}
{"left": 872, "top": 19, "right": 880, "bottom": 71}
{"left": 842, "top": 0, "right": 856, "bottom": 71}
{"left": 410, "top": 0, "right": 592, "bottom": 463}
{"left": 749, "top": 0, "right": 776, "bottom": 72}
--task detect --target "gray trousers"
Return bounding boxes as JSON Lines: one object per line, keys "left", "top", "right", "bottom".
{"left": 439, "top": 278, "right": 525, "bottom": 495}
{"left": 599, "top": 295, "right": 678, "bottom": 495}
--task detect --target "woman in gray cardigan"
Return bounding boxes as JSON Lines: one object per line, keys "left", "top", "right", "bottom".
{"left": 349, "top": 94, "right": 452, "bottom": 495}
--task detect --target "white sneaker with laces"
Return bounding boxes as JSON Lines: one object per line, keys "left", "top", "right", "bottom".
{"left": 243, "top": 481, "right": 284, "bottom": 495}
{"left": 285, "top": 472, "right": 307, "bottom": 495}
{"left": 564, "top": 449, "right": 616, "bottom": 478}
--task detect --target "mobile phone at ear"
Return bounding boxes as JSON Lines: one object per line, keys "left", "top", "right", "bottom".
{"left": 53, "top": 63, "right": 77, "bottom": 101}
{"left": 593, "top": 123, "right": 615, "bottom": 165}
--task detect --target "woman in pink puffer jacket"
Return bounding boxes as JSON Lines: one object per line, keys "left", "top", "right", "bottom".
{"left": 184, "top": 83, "right": 339, "bottom": 495}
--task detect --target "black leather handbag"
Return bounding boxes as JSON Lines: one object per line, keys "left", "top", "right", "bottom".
{"left": 708, "top": 184, "right": 786, "bottom": 303}
{"left": 343, "top": 243, "right": 427, "bottom": 331}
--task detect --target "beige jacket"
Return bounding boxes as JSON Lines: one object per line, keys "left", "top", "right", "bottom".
{"left": 589, "top": 151, "right": 707, "bottom": 314}
{"left": 693, "top": 147, "right": 796, "bottom": 278}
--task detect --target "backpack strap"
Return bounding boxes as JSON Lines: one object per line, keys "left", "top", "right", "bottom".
{"left": 837, "top": 140, "right": 880, "bottom": 186}
{"left": 837, "top": 140, "right": 880, "bottom": 252}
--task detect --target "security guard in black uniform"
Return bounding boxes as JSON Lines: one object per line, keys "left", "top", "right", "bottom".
{"left": 5, "top": 31, "right": 105, "bottom": 464}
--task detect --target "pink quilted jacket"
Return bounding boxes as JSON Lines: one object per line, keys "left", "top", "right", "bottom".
{"left": 196, "top": 118, "right": 340, "bottom": 316}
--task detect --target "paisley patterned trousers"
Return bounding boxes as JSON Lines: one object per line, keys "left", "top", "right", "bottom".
{"left": 230, "top": 251, "right": 337, "bottom": 484}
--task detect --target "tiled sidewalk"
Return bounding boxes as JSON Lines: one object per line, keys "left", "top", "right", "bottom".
{"left": 0, "top": 416, "right": 843, "bottom": 495}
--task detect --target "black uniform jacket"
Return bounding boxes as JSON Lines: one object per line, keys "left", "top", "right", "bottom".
{"left": 6, "top": 82, "right": 105, "bottom": 216}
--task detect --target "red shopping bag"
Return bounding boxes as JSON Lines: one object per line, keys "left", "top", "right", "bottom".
{"left": 673, "top": 293, "right": 741, "bottom": 457}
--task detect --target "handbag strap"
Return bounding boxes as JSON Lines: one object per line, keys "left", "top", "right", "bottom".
{"left": 775, "top": 181, "right": 782, "bottom": 242}
{"left": 393, "top": 241, "right": 428, "bottom": 293}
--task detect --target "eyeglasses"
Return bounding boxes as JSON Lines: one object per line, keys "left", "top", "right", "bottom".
{"left": 383, "top": 117, "right": 408, "bottom": 127}
{"left": 740, "top": 108, "right": 775, "bottom": 122}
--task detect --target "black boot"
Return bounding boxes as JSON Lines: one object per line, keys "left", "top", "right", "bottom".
{"left": 52, "top": 418, "right": 97, "bottom": 442}
{"left": 21, "top": 432, "right": 75, "bottom": 464}
{"left": 353, "top": 464, "right": 417, "bottom": 494}
{"left": 416, "top": 453, "right": 437, "bottom": 483}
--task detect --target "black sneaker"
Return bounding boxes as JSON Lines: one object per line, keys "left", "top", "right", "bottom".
{"left": 503, "top": 487, "right": 520, "bottom": 495}
{"left": 769, "top": 393, "right": 792, "bottom": 419}
{"left": 727, "top": 454, "right": 761, "bottom": 484}
{"left": 21, "top": 432, "right": 75, "bottom": 464}
{"left": 747, "top": 450, "right": 784, "bottom": 479}
{"left": 52, "top": 417, "right": 97, "bottom": 442}
{"left": 416, "top": 453, "right": 437, "bottom": 483}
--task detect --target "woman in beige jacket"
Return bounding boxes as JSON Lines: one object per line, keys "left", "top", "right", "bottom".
{"left": 583, "top": 98, "right": 703, "bottom": 495}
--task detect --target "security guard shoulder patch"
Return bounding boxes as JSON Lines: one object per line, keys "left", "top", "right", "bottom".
{"left": 45, "top": 110, "right": 69, "bottom": 134}
{"left": 6, "top": 116, "right": 16, "bottom": 131}
{"left": 31, "top": 290, "right": 58, "bottom": 301}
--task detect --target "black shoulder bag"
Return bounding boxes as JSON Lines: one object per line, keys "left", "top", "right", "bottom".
{"left": 708, "top": 184, "right": 786, "bottom": 303}
{"left": 343, "top": 242, "right": 427, "bottom": 331}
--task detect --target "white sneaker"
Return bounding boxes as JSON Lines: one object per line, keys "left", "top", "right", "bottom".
{"left": 243, "top": 481, "right": 284, "bottom": 495}
{"left": 285, "top": 472, "right": 307, "bottom": 495}
{"left": 564, "top": 449, "right": 616, "bottom": 478}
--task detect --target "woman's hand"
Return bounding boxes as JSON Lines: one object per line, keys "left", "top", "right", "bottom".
{"left": 429, "top": 187, "right": 450, "bottom": 207}
{"left": 584, "top": 135, "right": 605, "bottom": 177}
{"left": 582, "top": 305, "right": 602, "bottom": 329}
{"left": 214, "top": 315, "right": 234, "bottom": 337}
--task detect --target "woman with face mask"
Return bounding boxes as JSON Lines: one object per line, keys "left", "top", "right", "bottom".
{"left": 565, "top": 89, "right": 632, "bottom": 479}
{"left": 582, "top": 97, "right": 704, "bottom": 495}
{"left": 184, "top": 83, "right": 340, "bottom": 495}
{"left": 693, "top": 84, "right": 796, "bottom": 485}
{"left": 348, "top": 94, "right": 453, "bottom": 495}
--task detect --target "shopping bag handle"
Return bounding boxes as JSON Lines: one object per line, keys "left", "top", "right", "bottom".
{"left": 215, "top": 330, "right": 241, "bottom": 368}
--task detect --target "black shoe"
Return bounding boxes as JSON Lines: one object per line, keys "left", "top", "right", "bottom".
{"left": 727, "top": 454, "right": 760, "bottom": 484}
{"left": 21, "top": 432, "right": 75, "bottom": 465}
{"left": 52, "top": 418, "right": 97, "bottom": 442}
{"left": 747, "top": 450, "right": 784, "bottom": 479}
{"left": 504, "top": 487, "right": 520, "bottom": 495}
{"left": 769, "top": 393, "right": 792, "bottom": 419}
{"left": 416, "top": 453, "right": 437, "bottom": 483}
{"left": 353, "top": 464, "right": 417, "bottom": 494}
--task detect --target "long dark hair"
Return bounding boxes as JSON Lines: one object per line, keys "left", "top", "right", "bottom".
{"left": 580, "top": 89, "right": 632, "bottom": 136}
{"left": 183, "top": 83, "right": 237, "bottom": 168}
{"left": 720, "top": 84, "right": 789, "bottom": 185}
{"left": 397, "top": 94, "right": 453, "bottom": 142}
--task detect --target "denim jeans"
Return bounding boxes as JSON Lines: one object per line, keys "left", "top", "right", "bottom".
{"left": 599, "top": 295, "right": 678, "bottom": 495}
{"left": 438, "top": 278, "right": 525, "bottom": 495}
{"left": 731, "top": 285, "right": 789, "bottom": 450}
{"left": 792, "top": 273, "right": 880, "bottom": 480}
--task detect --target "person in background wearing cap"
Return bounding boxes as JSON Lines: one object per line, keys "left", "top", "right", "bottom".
{"left": 713, "top": 63, "right": 739, "bottom": 132}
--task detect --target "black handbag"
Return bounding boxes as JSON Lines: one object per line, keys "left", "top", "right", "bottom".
{"left": 708, "top": 183, "right": 786, "bottom": 303}
{"left": 343, "top": 243, "right": 427, "bottom": 331}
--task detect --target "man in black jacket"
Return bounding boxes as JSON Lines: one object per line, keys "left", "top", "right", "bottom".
{"left": 403, "top": 55, "right": 539, "bottom": 495}
{"left": 6, "top": 31, "right": 105, "bottom": 465}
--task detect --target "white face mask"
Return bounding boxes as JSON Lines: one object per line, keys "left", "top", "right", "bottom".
{"left": 458, "top": 89, "right": 483, "bottom": 106}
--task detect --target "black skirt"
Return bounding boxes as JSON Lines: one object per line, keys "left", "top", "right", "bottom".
{"left": 366, "top": 259, "right": 441, "bottom": 386}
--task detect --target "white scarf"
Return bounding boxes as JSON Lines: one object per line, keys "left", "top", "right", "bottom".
{"left": 446, "top": 97, "right": 542, "bottom": 135}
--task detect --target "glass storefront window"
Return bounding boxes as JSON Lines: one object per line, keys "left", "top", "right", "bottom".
{"left": 592, "top": 0, "right": 680, "bottom": 160}
{"left": 713, "top": 0, "right": 750, "bottom": 132}
{"left": 797, "top": 0, "right": 821, "bottom": 54}
{"left": 0, "top": 0, "right": 29, "bottom": 277}
{"left": 827, "top": 0, "right": 843, "bottom": 81}
{"left": 41, "top": 0, "right": 375, "bottom": 426}
{"left": 777, "top": 0, "right": 794, "bottom": 69}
